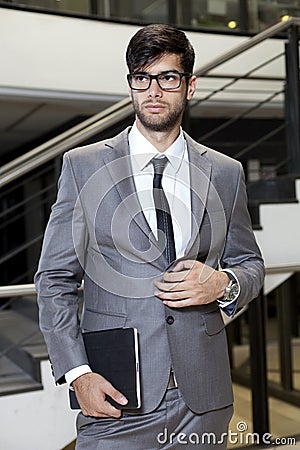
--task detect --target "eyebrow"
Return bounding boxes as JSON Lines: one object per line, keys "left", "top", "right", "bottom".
{"left": 133, "top": 70, "right": 180, "bottom": 75}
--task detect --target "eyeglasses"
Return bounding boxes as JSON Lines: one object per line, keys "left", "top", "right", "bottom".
{"left": 127, "top": 70, "right": 192, "bottom": 91}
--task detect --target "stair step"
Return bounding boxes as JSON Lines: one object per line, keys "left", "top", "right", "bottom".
{"left": 247, "top": 176, "right": 299, "bottom": 228}
{"left": 247, "top": 177, "right": 297, "bottom": 202}
{"left": 0, "top": 375, "right": 42, "bottom": 396}
{"left": 0, "top": 355, "right": 42, "bottom": 396}
{"left": 22, "top": 344, "right": 48, "bottom": 361}
{"left": 248, "top": 198, "right": 298, "bottom": 228}
{"left": 0, "top": 300, "right": 48, "bottom": 396}
{"left": 1, "top": 298, "right": 46, "bottom": 347}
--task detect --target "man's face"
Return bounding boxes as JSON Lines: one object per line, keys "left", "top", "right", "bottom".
{"left": 129, "top": 53, "right": 196, "bottom": 133}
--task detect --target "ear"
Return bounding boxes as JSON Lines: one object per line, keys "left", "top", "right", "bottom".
{"left": 186, "top": 75, "right": 197, "bottom": 101}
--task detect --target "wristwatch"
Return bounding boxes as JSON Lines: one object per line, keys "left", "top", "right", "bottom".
{"left": 222, "top": 279, "right": 239, "bottom": 302}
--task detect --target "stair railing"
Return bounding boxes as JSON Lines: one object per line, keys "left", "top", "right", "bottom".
{"left": 0, "top": 97, "right": 133, "bottom": 188}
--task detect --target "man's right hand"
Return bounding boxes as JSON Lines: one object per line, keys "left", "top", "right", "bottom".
{"left": 72, "top": 372, "right": 128, "bottom": 418}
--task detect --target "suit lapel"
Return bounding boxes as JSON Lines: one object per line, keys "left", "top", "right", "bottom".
{"left": 184, "top": 135, "right": 212, "bottom": 257}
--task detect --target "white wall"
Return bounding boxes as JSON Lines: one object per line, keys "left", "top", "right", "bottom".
{"left": 0, "top": 7, "right": 285, "bottom": 98}
{"left": 0, "top": 361, "right": 77, "bottom": 450}
{"left": 254, "top": 179, "right": 300, "bottom": 295}
{"left": 255, "top": 180, "right": 300, "bottom": 267}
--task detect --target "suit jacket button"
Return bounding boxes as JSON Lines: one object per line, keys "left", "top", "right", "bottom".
{"left": 166, "top": 316, "right": 174, "bottom": 325}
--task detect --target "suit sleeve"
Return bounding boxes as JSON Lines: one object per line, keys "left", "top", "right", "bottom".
{"left": 220, "top": 163, "right": 265, "bottom": 311}
{"left": 34, "top": 153, "right": 89, "bottom": 384}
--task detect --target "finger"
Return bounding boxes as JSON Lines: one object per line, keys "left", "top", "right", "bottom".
{"left": 163, "top": 270, "right": 190, "bottom": 283}
{"left": 82, "top": 403, "right": 121, "bottom": 419}
{"left": 155, "top": 289, "right": 191, "bottom": 301}
{"left": 90, "top": 394, "right": 124, "bottom": 418}
{"left": 171, "top": 260, "right": 193, "bottom": 272}
{"left": 155, "top": 279, "right": 195, "bottom": 294}
{"left": 155, "top": 280, "right": 187, "bottom": 292}
{"left": 93, "top": 380, "right": 128, "bottom": 417}
{"left": 101, "top": 400, "right": 123, "bottom": 418}
{"left": 78, "top": 389, "right": 121, "bottom": 418}
{"left": 162, "top": 298, "right": 193, "bottom": 308}
{"left": 172, "top": 260, "right": 201, "bottom": 272}
{"left": 105, "top": 384, "right": 128, "bottom": 408}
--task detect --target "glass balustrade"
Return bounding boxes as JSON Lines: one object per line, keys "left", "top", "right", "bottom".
{"left": 1, "top": 0, "right": 300, "bottom": 34}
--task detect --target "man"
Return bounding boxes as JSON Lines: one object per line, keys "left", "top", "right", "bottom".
{"left": 35, "top": 24, "right": 264, "bottom": 449}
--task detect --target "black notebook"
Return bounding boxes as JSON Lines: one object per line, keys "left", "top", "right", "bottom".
{"left": 69, "top": 327, "right": 141, "bottom": 410}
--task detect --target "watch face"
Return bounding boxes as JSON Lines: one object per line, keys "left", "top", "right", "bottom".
{"left": 228, "top": 283, "right": 239, "bottom": 301}
{"left": 223, "top": 281, "right": 239, "bottom": 301}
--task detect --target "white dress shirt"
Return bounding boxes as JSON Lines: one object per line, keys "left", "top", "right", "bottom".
{"left": 129, "top": 122, "right": 191, "bottom": 258}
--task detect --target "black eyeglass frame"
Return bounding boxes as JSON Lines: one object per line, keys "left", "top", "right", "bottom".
{"left": 127, "top": 70, "right": 192, "bottom": 91}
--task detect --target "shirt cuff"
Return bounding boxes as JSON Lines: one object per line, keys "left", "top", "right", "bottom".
{"left": 65, "top": 365, "right": 92, "bottom": 389}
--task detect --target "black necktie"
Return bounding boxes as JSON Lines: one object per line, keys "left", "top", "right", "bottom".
{"left": 151, "top": 156, "right": 176, "bottom": 264}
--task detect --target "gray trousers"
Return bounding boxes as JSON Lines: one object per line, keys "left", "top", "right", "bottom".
{"left": 75, "top": 388, "right": 233, "bottom": 449}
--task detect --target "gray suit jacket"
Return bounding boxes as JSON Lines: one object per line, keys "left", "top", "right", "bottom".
{"left": 35, "top": 127, "right": 264, "bottom": 415}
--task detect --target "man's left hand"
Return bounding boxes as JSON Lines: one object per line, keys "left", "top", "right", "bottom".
{"left": 154, "top": 260, "right": 229, "bottom": 308}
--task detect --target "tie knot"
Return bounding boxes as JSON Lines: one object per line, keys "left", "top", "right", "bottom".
{"left": 151, "top": 156, "right": 168, "bottom": 176}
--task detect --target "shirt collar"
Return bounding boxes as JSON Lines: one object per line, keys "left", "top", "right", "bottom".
{"left": 129, "top": 122, "right": 186, "bottom": 173}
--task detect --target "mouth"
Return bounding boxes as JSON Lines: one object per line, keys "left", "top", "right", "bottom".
{"left": 144, "top": 102, "right": 167, "bottom": 113}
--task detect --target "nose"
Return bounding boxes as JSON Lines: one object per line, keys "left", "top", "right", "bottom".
{"left": 147, "top": 78, "right": 163, "bottom": 98}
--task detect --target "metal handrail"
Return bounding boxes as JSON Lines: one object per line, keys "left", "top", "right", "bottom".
{"left": 0, "top": 284, "right": 37, "bottom": 298}
{"left": 0, "top": 282, "right": 81, "bottom": 298}
{"left": 0, "top": 97, "right": 133, "bottom": 188}
{"left": 265, "top": 262, "right": 300, "bottom": 274}
{"left": 194, "top": 17, "right": 300, "bottom": 77}
{"left": 0, "top": 97, "right": 128, "bottom": 174}
{"left": 1, "top": 18, "right": 300, "bottom": 190}
{"left": 0, "top": 263, "right": 299, "bottom": 298}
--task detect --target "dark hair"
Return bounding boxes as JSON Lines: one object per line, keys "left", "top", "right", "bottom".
{"left": 126, "top": 24, "right": 195, "bottom": 74}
